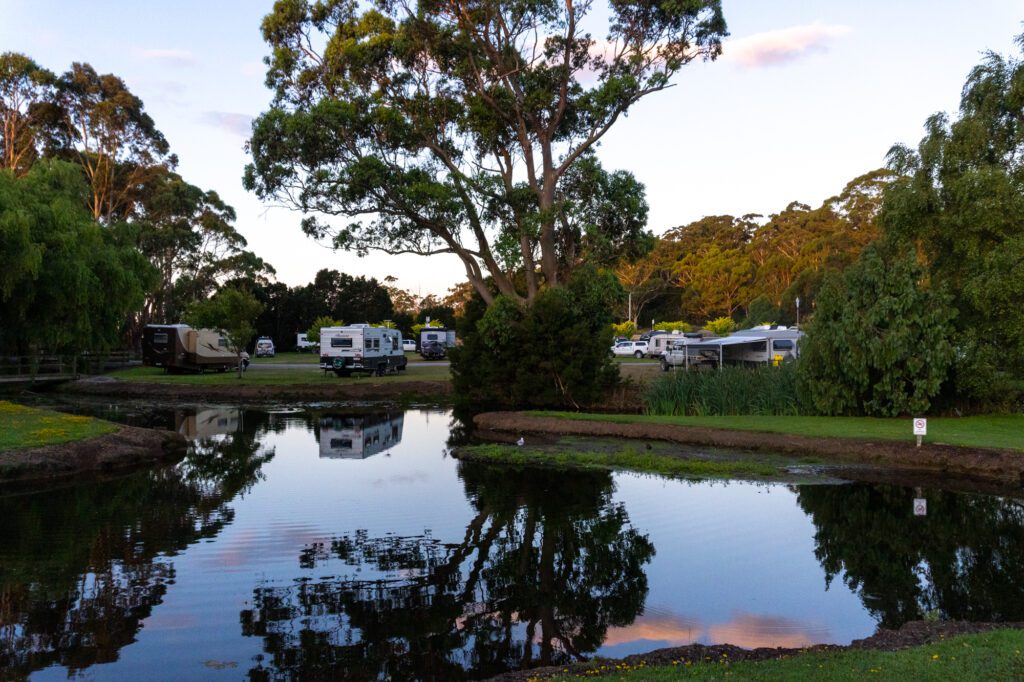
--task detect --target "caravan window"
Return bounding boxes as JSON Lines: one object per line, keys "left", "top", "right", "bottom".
{"left": 218, "top": 337, "right": 227, "bottom": 347}
{"left": 426, "top": 333, "right": 439, "bottom": 341}
{"left": 153, "top": 332, "right": 168, "bottom": 344}
{"left": 773, "top": 340, "right": 794, "bottom": 351}
{"left": 365, "top": 339, "right": 372, "bottom": 350}
{"left": 331, "top": 337, "right": 353, "bottom": 348}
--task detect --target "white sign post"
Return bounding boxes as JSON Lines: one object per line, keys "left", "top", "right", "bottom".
{"left": 913, "top": 418, "right": 927, "bottom": 447}
{"left": 913, "top": 498, "right": 927, "bottom": 516}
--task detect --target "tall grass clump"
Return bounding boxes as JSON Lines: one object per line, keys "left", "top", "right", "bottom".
{"left": 645, "top": 364, "right": 803, "bottom": 416}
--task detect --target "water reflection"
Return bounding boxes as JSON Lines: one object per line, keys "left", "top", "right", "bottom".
{"left": 317, "top": 412, "right": 405, "bottom": 459}
{"left": 0, "top": 409, "right": 274, "bottom": 678}
{"left": 241, "top": 463, "right": 654, "bottom": 680}
{"left": 798, "top": 484, "right": 1024, "bottom": 627}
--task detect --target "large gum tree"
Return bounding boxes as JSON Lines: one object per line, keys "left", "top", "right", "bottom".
{"left": 245, "top": 0, "right": 726, "bottom": 305}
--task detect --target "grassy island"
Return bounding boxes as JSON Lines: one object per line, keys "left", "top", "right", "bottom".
{"left": 0, "top": 401, "right": 117, "bottom": 451}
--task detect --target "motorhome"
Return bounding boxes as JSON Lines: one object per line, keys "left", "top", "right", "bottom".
{"left": 319, "top": 324, "right": 408, "bottom": 376}
{"left": 142, "top": 324, "right": 236, "bottom": 373}
{"left": 318, "top": 412, "right": 405, "bottom": 459}
{"left": 295, "top": 333, "right": 317, "bottom": 352}
{"left": 255, "top": 337, "right": 276, "bottom": 357}
{"left": 419, "top": 327, "right": 456, "bottom": 360}
{"left": 661, "top": 326, "right": 804, "bottom": 370}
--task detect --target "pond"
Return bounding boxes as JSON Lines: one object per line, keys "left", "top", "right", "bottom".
{"left": 2, "top": 404, "right": 1024, "bottom": 680}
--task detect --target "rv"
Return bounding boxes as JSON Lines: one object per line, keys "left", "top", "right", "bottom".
{"left": 419, "top": 327, "right": 456, "bottom": 360}
{"left": 318, "top": 412, "right": 405, "bottom": 459}
{"left": 661, "top": 326, "right": 804, "bottom": 370}
{"left": 175, "top": 408, "right": 242, "bottom": 439}
{"left": 295, "top": 333, "right": 317, "bottom": 352}
{"left": 319, "top": 324, "right": 408, "bottom": 377}
{"left": 142, "top": 324, "right": 236, "bottom": 373}
{"left": 255, "top": 336, "right": 276, "bottom": 357}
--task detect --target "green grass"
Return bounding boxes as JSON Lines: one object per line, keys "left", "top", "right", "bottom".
{"left": 457, "top": 443, "right": 777, "bottom": 478}
{"left": 528, "top": 412, "right": 1024, "bottom": 452}
{"left": 111, "top": 364, "right": 451, "bottom": 385}
{"left": 252, "top": 351, "right": 425, "bottom": 364}
{"left": 646, "top": 364, "right": 801, "bottom": 416}
{"left": 0, "top": 401, "right": 117, "bottom": 451}
{"left": 543, "top": 628, "right": 1024, "bottom": 681}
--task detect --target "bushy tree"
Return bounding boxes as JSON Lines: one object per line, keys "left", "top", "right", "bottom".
{"left": 452, "top": 266, "right": 620, "bottom": 410}
{"left": 185, "top": 287, "right": 264, "bottom": 377}
{"left": 0, "top": 160, "right": 155, "bottom": 354}
{"left": 882, "top": 35, "right": 1024, "bottom": 405}
{"left": 703, "top": 317, "right": 735, "bottom": 336}
{"left": 306, "top": 316, "right": 342, "bottom": 345}
{"left": 245, "top": 0, "right": 726, "bottom": 304}
{"left": 797, "top": 244, "right": 955, "bottom": 416}
{"left": 743, "top": 295, "right": 778, "bottom": 327}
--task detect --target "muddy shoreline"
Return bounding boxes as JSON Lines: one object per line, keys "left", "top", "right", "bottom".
{"left": 484, "top": 620, "right": 1024, "bottom": 681}
{"left": 0, "top": 425, "right": 186, "bottom": 485}
{"left": 61, "top": 377, "right": 453, "bottom": 403}
{"left": 474, "top": 412, "right": 1024, "bottom": 491}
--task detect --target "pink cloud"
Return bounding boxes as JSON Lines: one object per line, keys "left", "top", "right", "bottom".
{"left": 201, "top": 111, "right": 255, "bottom": 138}
{"left": 723, "top": 23, "right": 851, "bottom": 68}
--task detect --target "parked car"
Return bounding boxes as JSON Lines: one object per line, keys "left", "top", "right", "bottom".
{"left": 402, "top": 339, "right": 417, "bottom": 352}
{"left": 255, "top": 337, "right": 276, "bottom": 358}
{"left": 420, "top": 339, "right": 447, "bottom": 360}
{"left": 609, "top": 340, "right": 649, "bottom": 359}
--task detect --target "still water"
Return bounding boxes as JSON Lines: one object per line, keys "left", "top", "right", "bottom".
{"left": 2, "top": 405, "right": 1023, "bottom": 680}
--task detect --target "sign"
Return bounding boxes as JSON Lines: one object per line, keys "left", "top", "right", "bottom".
{"left": 913, "top": 498, "right": 927, "bottom": 516}
{"left": 913, "top": 418, "right": 927, "bottom": 436}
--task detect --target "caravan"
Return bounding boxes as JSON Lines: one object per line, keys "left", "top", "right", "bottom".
{"left": 143, "top": 324, "right": 236, "bottom": 373}
{"left": 319, "top": 324, "right": 408, "bottom": 377}
{"left": 318, "top": 412, "right": 405, "bottom": 459}
{"left": 419, "top": 327, "right": 456, "bottom": 360}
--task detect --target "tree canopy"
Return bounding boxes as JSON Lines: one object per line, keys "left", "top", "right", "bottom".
{"left": 245, "top": 0, "right": 726, "bottom": 305}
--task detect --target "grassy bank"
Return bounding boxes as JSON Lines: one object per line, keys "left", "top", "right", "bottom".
{"left": 529, "top": 412, "right": 1024, "bottom": 452}
{"left": 543, "top": 628, "right": 1024, "bottom": 681}
{"left": 111, "top": 365, "right": 451, "bottom": 385}
{"left": 0, "top": 401, "right": 117, "bottom": 451}
{"left": 457, "top": 443, "right": 778, "bottom": 479}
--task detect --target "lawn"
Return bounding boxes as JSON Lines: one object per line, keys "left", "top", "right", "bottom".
{"left": 252, "top": 351, "right": 425, "bottom": 364}
{"left": 545, "top": 628, "right": 1024, "bottom": 681}
{"left": 530, "top": 412, "right": 1024, "bottom": 452}
{"left": 0, "top": 400, "right": 117, "bottom": 451}
{"left": 111, "top": 364, "right": 451, "bottom": 385}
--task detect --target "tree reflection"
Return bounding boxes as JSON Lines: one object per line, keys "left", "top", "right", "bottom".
{"left": 0, "top": 409, "right": 274, "bottom": 677}
{"left": 797, "top": 484, "right": 1024, "bottom": 628}
{"left": 242, "top": 463, "right": 654, "bottom": 680}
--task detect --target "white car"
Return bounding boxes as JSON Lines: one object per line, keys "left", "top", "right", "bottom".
{"left": 255, "top": 337, "right": 276, "bottom": 358}
{"left": 609, "top": 340, "right": 649, "bottom": 359}
{"left": 402, "top": 339, "right": 417, "bottom": 352}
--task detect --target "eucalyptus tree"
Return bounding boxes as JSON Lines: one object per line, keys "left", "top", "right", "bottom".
{"left": 55, "top": 62, "right": 173, "bottom": 221}
{"left": 0, "top": 52, "right": 56, "bottom": 175}
{"left": 245, "top": 0, "right": 727, "bottom": 305}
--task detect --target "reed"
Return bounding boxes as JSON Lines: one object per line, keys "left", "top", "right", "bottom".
{"left": 644, "top": 364, "right": 803, "bottom": 416}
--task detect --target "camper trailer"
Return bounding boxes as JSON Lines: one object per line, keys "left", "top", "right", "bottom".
{"left": 296, "top": 333, "right": 317, "bottom": 352}
{"left": 661, "top": 326, "right": 804, "bottom": 370}
{"left": 175, "top": 408, "right": 242, "bottom": 439}
{"left": 319, "top": 324, "right": 408, "bottom": 377}
{"left": 419, "top": 327, "right": 456, "bottom": 360}
{"left": 143, "top": 324, "right": 236, "bottom": 373}
{"left": 318, "top": 412, "right": 405, "bottom": 459}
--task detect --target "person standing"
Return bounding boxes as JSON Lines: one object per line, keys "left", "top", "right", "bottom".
{"left": 240, "top": 350, "right": 250, "bottom": 372}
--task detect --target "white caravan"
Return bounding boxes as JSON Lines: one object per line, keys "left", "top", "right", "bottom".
{"left": 319, "top": 324, "right": 408, "bottom": 377}
{"left": 295, "top": 333, "right": 317, "bottom": 352}
{"left": 661, "top": 326, "right": 804, "bottom": 370}
{"left": 318, "top": 412, "right": 405, "bottom": 459}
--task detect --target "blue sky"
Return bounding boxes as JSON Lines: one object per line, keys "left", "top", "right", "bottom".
{"left": 2, "top": 1, "right": 1020, "bottom": 296}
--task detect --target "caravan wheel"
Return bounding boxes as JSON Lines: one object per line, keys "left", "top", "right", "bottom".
{"left": 376, "top": 364, "right": 386, "bottom": 377}
{"left": 661, "top": 359, "right": 670, "bottom": 372}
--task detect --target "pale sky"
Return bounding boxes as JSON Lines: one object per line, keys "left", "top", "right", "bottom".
{"left": 2, "top": 1, "right": 1020, "bottom": 296}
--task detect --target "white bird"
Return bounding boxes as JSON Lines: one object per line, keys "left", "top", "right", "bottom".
{"left": 516, "top": 436, "right": 525, "bottom": 447}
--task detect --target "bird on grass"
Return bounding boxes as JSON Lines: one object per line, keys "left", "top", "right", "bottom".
{"left": 516, "top": 436, "right": 525, "bottom": 447}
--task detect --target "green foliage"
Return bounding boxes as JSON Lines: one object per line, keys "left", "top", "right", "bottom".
{"left": 744, "top": 295, "right": 778, "bottom": 327}
{"left": 797, "top": 245, "right": 955, "bottom": 416}
{"left": 704, "top": 317, "right": 736, "bottom": 336}
{"left": 246, "top": 0, "right": 726, "bottom": 302}
{"left": 882, "top": 37, "right": 1024, "bottom": 406}
{"left": 611, "top": 321, "right": 636, "bottom": 338}
{"left": 652, "top": 321, "right": 692, "bottom": 333}
{"left": 185, "top": 286, "right": 264, "bottom": 376}
{"left": 451, "top": 266, "right": 621, "bottom": 410}
{"left": 305, "top": 316, "right": 341, "bottom": 345}
{"left": 645, "top": 365, "right": 801, "bottom": 417}
{"left": 0, "top": 161, "right": 155, "bottom": 354}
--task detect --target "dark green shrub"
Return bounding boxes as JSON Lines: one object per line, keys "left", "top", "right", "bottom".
{"left": 450, "top": 267, "right": 620, "bottom": 410}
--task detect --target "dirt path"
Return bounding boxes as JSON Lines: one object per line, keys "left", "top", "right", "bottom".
{"left": 484, "top": 620, "right": 1024, "bottom": 681}
{"left": 61, "top": 377, "right": 453, "bottom": 403}
{"left": 474, "top": 412, "right": 1024, "bottom": 490}
{"left": 0, "top": 425, "right": 185, "bottom": 484}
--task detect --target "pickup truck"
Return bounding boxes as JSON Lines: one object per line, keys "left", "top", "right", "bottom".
{"left": 659, "top": 340, "right": 709, "bottom": 370}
